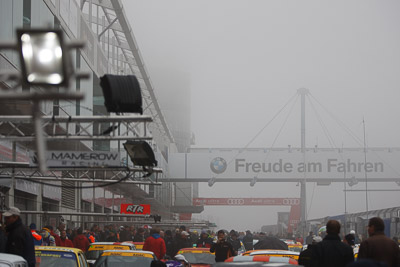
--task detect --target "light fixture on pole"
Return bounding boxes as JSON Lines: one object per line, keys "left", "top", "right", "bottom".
{"left": 17, "top": 29, "right": 69, "bottom": 87}
{"left": 0, "top": 28, "right": 89, "bottom": 173}
{"left": 123, "top": 141, "right": 157, "bottom": 176}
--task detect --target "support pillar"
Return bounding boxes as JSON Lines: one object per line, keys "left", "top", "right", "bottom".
{"left": 8, "top": 142, "right": 16, "bottom": 208}
{"left": 298, "top": 88, "right": 309, "bottom": 235}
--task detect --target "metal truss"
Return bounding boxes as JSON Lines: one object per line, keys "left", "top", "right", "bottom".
{"left": 0, "top": 115, "right": 152, "bottom": 141}
{"left": 80, "top": 0, "right": 175, "bottom": 147}
{"left": 158, "top": 178, "right": 400, "bottom": 183}
{"left": 0, "top": 166, "right": 163, "bottom": 184}
{"left": 81, "top": 221, "right": 211, "bottom": 228}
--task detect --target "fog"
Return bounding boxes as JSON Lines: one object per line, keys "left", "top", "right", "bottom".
{"left": 122, "top": 0, "right": 400, "bottom": 231}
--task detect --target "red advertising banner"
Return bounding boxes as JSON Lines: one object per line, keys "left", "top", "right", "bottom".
{"left": 120, "top": 204, "right": 151, "bottom": 215}
{"left": 179, "top": 213, "right": 192, "bottom": 221}
{"left": 288, "top": 204, "right": 301, "bottom": 233}
{"left": 193, "top": 198, "right": 300, "bottom": 206}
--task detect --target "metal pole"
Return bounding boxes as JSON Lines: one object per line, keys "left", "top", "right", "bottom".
{"left": 344, "top": 169, "right": 347, "bottom": 234}
{"left": 9, "top": 142, "right": 16, "bottom": 207}
{"left": 33, "top": 101, "right": 47, "bottom": 173}
{"left": 363, "top": 118, "right": 369, "bottom": 218}
{"left": 298, "top": 88, "right": 309, "bottom": 236}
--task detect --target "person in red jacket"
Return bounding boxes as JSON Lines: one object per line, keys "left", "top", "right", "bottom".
{"left": 73, "top": 228, "right": 90, "bottom": 252}
{"left": 143, "top": 228, "right": 166, "bottom": 260}
{"left": 59, "top": 230, "right": 74, "bottom": 248}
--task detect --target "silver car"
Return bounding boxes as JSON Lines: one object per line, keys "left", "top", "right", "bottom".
{"left": 0, "top": 253, "right": 28, "bottom": 267}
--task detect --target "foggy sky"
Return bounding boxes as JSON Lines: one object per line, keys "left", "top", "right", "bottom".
{"left": 122, "top": 0, "right": 400, "bottom": 231}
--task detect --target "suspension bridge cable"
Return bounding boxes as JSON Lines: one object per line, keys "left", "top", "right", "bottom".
{"left": 309, "top": 94, "right": 400, "bottom": 177}
{"left": 307, "top": 95, "right": 337, "bottom": 149}
{"left": 254, "top": 94, "right": 300, "bottom": 180}
{"left": 213, "top": 93, "right": 299, "bottom": 182}
{"left": 309, "top": 94, "right": 363, "bottom": 145}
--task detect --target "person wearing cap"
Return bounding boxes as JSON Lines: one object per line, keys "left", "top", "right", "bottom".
{"left": 4, "top": 207, "right": 35, "bottom": 267}
{"left": 45, "top": 225, "right": 61, "bottom": 246}
{"left": 143, "top": 228, "right": 166, "bottom": 260}
{"left": 358, "top": 217, "right": 400, "bottom": 267}
{"left": 174, "top": 254, "right": 190, "bottom": 267}
{"left": 343, "top": 234, "right": 355, "bottom": 247}
{"left": 242, "top": 230, "right": 254, "bottom": 251}
{"left": 175, "top": 231, "right": 192, "bottom": 253}
{"left": 298, "top": 236, "right": 322, "bottom": 267}
{"left": 348, "top": 230, "right": 359, "bottom": 244}
{"left": 310, "top": 220, "right": 354, "bottom": 267}
{"left": 197, "top": 230, "right": 213, "bottom": 248}
{"left": 40, "top": 227, "right": 56, "bottom": 246}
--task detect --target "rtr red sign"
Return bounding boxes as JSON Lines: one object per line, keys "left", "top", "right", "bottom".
{"left": 120, "top": 204, "right": 151, "bottom": 215}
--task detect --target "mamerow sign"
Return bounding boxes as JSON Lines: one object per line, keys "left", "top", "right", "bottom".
{"left": 29, "top": 151, "right": 120, "bottom": 167}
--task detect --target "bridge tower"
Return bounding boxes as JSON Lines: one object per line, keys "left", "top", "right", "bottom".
{"left": 298, "top": 88, "right": 309, "bottom": 234}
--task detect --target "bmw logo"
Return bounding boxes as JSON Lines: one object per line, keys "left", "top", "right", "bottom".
{"left": 210, "top": 157, "right": 227, "bottom": 174}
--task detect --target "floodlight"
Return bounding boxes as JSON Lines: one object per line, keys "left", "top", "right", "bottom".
{"left": 100, "top": 74, "right": 143, "bottom": 114}
{"left": 16, "top": 29, "right": 68, "bottom": 87}
{"left": 123, "top": 141, "right": 157, "bottom": 167}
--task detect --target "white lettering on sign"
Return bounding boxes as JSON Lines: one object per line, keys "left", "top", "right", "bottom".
{"left": 235, "top": 158, "right": 383, "bottom": 173}
{"left": 227, "top": 199, "right": 245, "bottom": 205}
{"left": 126, "top": 205, "right": 144, "bottom": 213}
{"left": 283, "top": 198, "right": 300, "bottom": 206}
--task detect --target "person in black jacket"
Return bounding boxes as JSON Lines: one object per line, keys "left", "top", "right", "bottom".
{"left": 210, "top": 230, "right": 235, "bottom": 262}
{"left": 134, "top": 227, "right": 146, "bottom": 242}
{"left": 4, "top": 207, "right": 35, "bottom": 267}
{"left": 174, "top": 231, "right": 192, "bottom": 253}
{"left": 298, "top": 236, "right": 322, "bottom": 267}
{"left": 119, "top": 225, "right": 133, "bottom": 242}
{"left": 197, "top": 230, "right": 213, "bottom": 248}
{"left": 242, "top": 230, "right": 253, "bottom": 251}
{"left": 164, "top": 230, "right": 175, "bottom": 258}
{"left": 310, "top": 220, "right": 354, "bottom": 267}
{"left": 228, "top": 232, "right": 242, "bottom": 254}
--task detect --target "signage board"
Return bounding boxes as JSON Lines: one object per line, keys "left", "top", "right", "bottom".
{"left": 120, "top": 204, "right": 151, "bottom": 215}
{"left": 170, "top": 148, "right": 400, "bottom": 179}
{"left": 193, "top": 198, "right": 300, "bottom": 206}
{"left": 29, "top": 151, "right": 120, "bottom": 167}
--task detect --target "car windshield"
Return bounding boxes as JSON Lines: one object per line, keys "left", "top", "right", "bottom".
{"left": 36, "top": 250, "right": 78, "bottom": 267}
{"left": 86, "top": 250, "right": 102, "bottom": 260}
{"left": 95, "top": 256, "right": 153, "bottom": 267}
{"left": 288, "top": 246, "right": 302, "bottom": 253}
{"left": 179, "top": 253, "right": 215, "bottom": 265}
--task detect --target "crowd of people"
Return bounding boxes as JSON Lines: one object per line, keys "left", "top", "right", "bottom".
{"left": 1, "top": 206, "right": 399, "bottom": 267}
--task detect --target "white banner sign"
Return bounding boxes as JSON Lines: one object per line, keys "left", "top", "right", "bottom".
{"left": 29, "top": 151, "right": 120, "bottom": 167}
{"left": 169, "top": 148, "right": 400, "bottom": 179}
